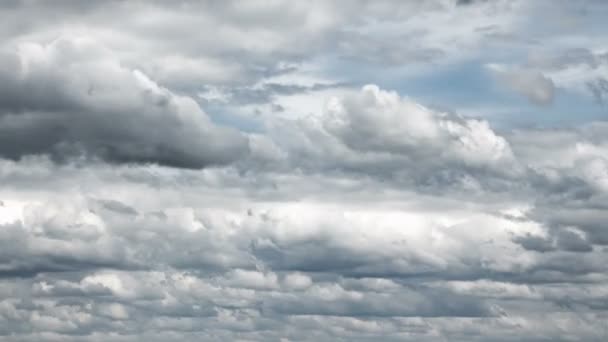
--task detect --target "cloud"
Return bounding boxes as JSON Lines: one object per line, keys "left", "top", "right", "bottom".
{"left": 524, "top": 47, "right": 608, "bottom": 104}
{"left": 266, "top": 85, "right": 521, "bottom": 194}
{"left": 455, "top": 0, "right": 489, "bottom": 6}
{"left": 489, "top": 65, "right": 555, "bottom": 105}
{"left": 2, "top": 1, "right": 608, "bottom": 341}
{"left": 1, "top": 158, "right": 607, "bottom": 340}
{"left": 1, "top": 76, "right": 608, "bottom": 339}
{"left": 0, "top": 37, "right": 250, "bottom": 168}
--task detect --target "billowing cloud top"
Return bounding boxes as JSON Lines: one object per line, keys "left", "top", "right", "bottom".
{"left": 0, "top": 37, "right": 249, "bottom": 168}
{"left": 1, "top": 1, "right": 608, "bottom": 341}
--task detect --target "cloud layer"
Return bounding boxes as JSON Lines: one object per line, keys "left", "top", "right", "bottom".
{"left": 1, "top": 1, "right": 608, "bottom": 341}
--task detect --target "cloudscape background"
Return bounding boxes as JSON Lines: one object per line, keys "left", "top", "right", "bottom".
{"left": 1, "top": 0, "right": 608, "bottom": 341}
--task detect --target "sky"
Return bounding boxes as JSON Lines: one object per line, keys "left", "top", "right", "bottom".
{"left": 1, "top": 0, "right": 608, "bottom": 341}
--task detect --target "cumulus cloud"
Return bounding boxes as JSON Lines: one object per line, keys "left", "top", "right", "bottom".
{"left": 1, "top": 152, "right": 608, "bottom": 340}
{"left": 267, "top": 85, "right": 521, "bottom": 193}
{"left": 321, "top": 85, "right": 514, "bottom": 166}
{"left": 0, "top": 37, "right": 249, "bottom": 168}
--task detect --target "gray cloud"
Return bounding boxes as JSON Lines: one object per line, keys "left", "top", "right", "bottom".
{"left": 1, "top": 1, "right": 608, "bottom": 341}
{"left": 0, "top": 38, "right": 250, "bottom": 168}
{"left": 521, "top": 47, "right": 608, "bottom": 104}
{"left": 1, "top": 149, "right": 608, "bottom": 340}
{"left": 490, "top": 67, "right": 555, "bottom": 105}
{"left": 587, "top": 77, "right": 608, "bottom": 104}
{"left": 512, "top": 233, "right": 555, "bottom": 253}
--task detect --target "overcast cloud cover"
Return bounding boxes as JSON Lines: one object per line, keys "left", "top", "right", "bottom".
{"left": 1, "top": 0, "right": 608, "bottom": 341}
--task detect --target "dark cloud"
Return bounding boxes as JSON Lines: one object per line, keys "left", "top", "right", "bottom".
{"left": 555, "top": 229, "right": 593, "bottom": 252}
{"left": 513, "top": 229, "right": 594, "bottom": 254}
{"left": 0, "top": 38, "right": 250, "bottom": 168}
{"left": 456, "top": 0, "right": 488, "bottom": 6}
{"left": 587, "top": 77, "right": 608, "bottom": 104}
{"left": 513, "top": 233, "right": 555, "bottom": 253}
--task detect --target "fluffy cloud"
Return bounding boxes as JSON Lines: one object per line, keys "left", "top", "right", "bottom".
{"left": 267, "top": 85, "right": 521, "bottom": 193}
{"left": 1, "top": 155, "right": 607, "bottom": 340}
{"left": 0, "top": 37, "right": 249, "bottom": 168}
